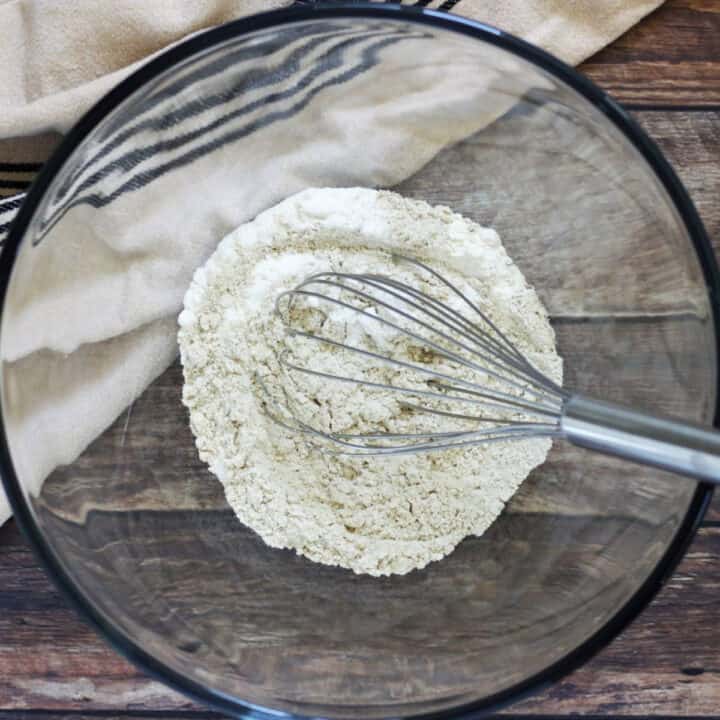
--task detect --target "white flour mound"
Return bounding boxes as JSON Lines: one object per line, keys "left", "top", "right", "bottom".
{"left": 178, "top": 188, "right": 562, "bottom": 576}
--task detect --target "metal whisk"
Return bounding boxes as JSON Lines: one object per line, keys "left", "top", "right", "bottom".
{"left": 261, "top": 254, "right": 720, "bottom": 484}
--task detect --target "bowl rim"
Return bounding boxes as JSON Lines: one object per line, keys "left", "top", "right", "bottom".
{"left": 0, "top": 3, "right": 716, "bottom": 719}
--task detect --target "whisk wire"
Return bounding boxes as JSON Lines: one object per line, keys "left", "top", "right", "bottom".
{"left": 262, "top": 255, "right": 566, "bottom": 455}
{"left": 392, "top": 254, "right": 566, "bottom": 396}
{"left": 330, "top": 271, "right": 554, "bottom": 396}
{"left": 258, "top": 377, "right": 558, "bottom": 454}
{"left": 279, "top": 332, "right": 560, "bottom": 419}
{"left": 353, "top": 273, "right": 563, "bottom": 400}
{"left": 276, "top": 276, "right": 561, "bottom": 410}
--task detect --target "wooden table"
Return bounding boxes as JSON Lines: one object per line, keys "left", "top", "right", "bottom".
{"left": 1, "top": 1, "right": 719, "bottom": 717}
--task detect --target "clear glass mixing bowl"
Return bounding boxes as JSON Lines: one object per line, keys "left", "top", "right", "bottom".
{"left": 1, "top": 5, "right": 717, "bottom": 719}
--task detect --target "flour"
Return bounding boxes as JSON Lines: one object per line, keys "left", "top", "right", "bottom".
{"left": 178, "top": 188, "right": 562, "bottom": 576}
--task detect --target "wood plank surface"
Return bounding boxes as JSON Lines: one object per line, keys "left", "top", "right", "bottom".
{"left": 579, "top": 0, "right": 720, "bottom": 107}
{"left": 0, "top": 717, "right": 213, "bottom": 720}
{"left": 633, "top": 111, "right": 720, "bottom": 245}
{"left": 508, "top": 527, "right": 720, "bottom": 716}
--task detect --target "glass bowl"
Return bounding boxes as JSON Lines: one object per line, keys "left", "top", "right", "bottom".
{"left": 1, "top": 4, "right": 717, "bottom": 719}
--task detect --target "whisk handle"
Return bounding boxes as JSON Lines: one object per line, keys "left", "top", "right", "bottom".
{"left": 561, "top": 395, "right": 720, "bottom": 484}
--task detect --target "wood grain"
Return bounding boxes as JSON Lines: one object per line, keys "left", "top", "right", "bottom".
{"left": 507, "top": 527, "right": 720, "bottom": 716}
{"left": 580, "top": 0, "right": 720, "bottom": 106}
{"left": 0, "top": 717, "right": 210, "bottom": 720}
{"left": 0, "top": 716, "right": 212, "bottom": 720}
{"left": 633, "top": 111, "right": 720, "bottom": 244}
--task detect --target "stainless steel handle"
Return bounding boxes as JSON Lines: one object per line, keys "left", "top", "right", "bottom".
{"left": 561, "top": 394, "right": 720, "bottom": 484}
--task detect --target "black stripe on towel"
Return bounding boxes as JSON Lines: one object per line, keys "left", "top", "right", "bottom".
{"left": 0, "top": 195, "right": 25, "bottom": 215}
{"left": 56, "top": 24, "right": 379, "bottom": 199}
{"left": 35, "top": 27, "right": 423, "bottom": 241}
{"left": 0, "top": 162, "right": 43, "bottom": 173}
{"left": 0, "top": 179, "right": 32, "bottom": 190}
{"left": 0, "top": 194, "right": 24, "bottom": 245}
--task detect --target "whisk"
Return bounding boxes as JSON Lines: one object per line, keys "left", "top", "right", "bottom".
{"left": 262, "top": 254, "right": 720, "bottom": 484}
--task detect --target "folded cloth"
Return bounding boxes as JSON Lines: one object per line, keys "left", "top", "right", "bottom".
{"left": 0, "top": 0, "right": 663, "bottom": 526}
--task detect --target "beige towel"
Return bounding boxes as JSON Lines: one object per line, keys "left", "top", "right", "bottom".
{"left": 0, "top": 0, "right": 663, "bottom": 525}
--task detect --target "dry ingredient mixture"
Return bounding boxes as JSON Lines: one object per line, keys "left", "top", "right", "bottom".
{"left": 178, "top": 188, "right": 562, "bottom": 576}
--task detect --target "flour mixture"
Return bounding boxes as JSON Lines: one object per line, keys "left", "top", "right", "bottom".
{"left": 178, "top": 188, "right": 562, "bottom": 576}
